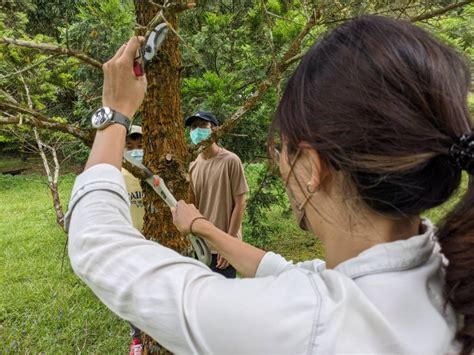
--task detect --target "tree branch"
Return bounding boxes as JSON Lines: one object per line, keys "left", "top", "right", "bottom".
{"left": 195, "top": 8, "right": 320, "bottom": 149}
{"left": 0, "top": 54, "right": 60, "bottom": 80}
{"left": 0, "top": 116, "right": 21, "bottom": 124}
{"left": 279, "top": 8, "right": 320, "bottom": 65}
{"left": 409, "top": 0, "right": 473, "bottom": 22}
{"left": 33, "top": 127, "right": 65, "bottom": 228}
{"left": 0, "top": 89, "right": 19, "bottom": 104}
{"left": 122, "top": 159, "right": 147, "bottom": 179}
{"left": 0, "top": 115, "right": 93, "bottom": 146}
{"left": 0, "top": 37, "right": 103, "bottom": 69}
{"left": 281, "top": 52, "right": 305, "bottom": 68}
{"left": 319, "top": 1, "right": 472, "bottom": 27}
{"left": 0, "top": 101, "right": 94, "bottom": 145}
{"left": 167, "top": 1, "right": 197, "bottom": 13}
{"left": 396, "top": 0, "right": 414, "bottom": 19}
{"left": 193, "top": 0, "right": 473, "bottom": 153}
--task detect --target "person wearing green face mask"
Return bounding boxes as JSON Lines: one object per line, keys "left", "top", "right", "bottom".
{"left": 187, "top": 111, "right": 217, "bottom": 145}
{"left": 185, "top": 111, "right": 249, "bottom": 278}
{"left": 190, "top": 125, "right": 212, "bottom": 145}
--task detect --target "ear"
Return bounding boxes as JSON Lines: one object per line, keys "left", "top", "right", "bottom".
{"left": 298, "top": 141, "right": 325, "bottom": 192}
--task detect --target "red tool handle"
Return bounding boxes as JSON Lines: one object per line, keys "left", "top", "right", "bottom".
{"left": 133, "top": 61, "right": 144, "bottom": 77}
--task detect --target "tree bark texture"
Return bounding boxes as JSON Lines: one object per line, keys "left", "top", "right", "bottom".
{"left": 135, "top": 1, "right": 190, "bottom": 252}
{"left": 33, "top": 127, "right": 64, "bottom": 228}
{"left": 134, "top": 2, "right": 190, "bottom": 354}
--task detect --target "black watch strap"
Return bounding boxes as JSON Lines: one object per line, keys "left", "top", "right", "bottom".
{"left": 112, "top": 111, "right": 131, "bottom": 130}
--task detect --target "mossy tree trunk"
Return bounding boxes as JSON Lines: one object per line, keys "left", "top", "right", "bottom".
{"left": 134, "top": 1, "right": 191, "bottom": 353}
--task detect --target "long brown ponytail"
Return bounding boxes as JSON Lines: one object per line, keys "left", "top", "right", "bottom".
{"left": 438, "top": 175, "right": 474, "bottom": 354}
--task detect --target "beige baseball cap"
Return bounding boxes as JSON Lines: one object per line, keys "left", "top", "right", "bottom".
{"left": 128, "top": 125, "right": 142, "bottom": 136}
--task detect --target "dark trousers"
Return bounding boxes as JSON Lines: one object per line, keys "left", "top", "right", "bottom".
{"left": 210, "top": 254, "right": 236, "bottom": 279}
{"left": 130, "top": 323, "right": 141, "bottom": 338}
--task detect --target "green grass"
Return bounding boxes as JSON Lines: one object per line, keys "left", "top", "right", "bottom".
{"left": 264, "top": 210, "right": 324, "bottom": 262}
{"left": 0, "top": 155, "right": 83, "bottom": 175}
{"left": 0, "top": 156, "right": 42, "bottom": 173}
{"left": 0, "top": 174, "right": 129, "bottom": 353}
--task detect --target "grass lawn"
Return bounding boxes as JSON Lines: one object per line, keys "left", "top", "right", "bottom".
{"left": 0, "top": 174, "right": 129, "bottom": 353}
{"left": 0, "top": 155, "right": 82, "bottom": 175}
{"left": 0, "top": 166, "right": 467, "bottom": 353}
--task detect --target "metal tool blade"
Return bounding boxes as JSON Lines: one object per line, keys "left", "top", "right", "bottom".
{"left": 143, "top": 23, "right": 169, "bottom": 63}
{"left": 123, "top": 152, "right": 212, "bottom": 266}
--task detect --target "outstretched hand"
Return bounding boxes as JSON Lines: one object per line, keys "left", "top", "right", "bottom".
{"left": 102, "top": 36, "right": 147, "bottom": 119}
{"left": 171, "top": 200, "right": 205, "bottom": 235}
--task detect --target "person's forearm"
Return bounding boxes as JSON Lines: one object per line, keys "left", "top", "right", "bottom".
{"left": 227, "top": 202, "right": 245, "bottom": 237}
{"left": 193, "top": 219, "right": 265, "bottom": 277}
{"left": 85, "top": 125, "right": 127, "bottom": 171}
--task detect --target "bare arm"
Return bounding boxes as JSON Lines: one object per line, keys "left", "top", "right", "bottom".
{"left": 172, "top": 201, "right": 265, "bottom": 277}
{"left": 197, "top": 219, "right": 265, "bottom": 277}
{"left": 84, "top": 37, "right": 146, "bottom": 171}
{"left": 85, "top": 125, "right": 128, "bottom": 170}
{"left": 227, "top": 193, "right": 246, "bottom": 237}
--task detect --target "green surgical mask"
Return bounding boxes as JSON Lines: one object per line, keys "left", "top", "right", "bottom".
{"left": 190, "top": 127, "right": 212, "bottom": 145}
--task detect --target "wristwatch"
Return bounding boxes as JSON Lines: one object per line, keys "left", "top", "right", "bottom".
{"left": 91, "top": 107, "right": 131, "bottom": 131}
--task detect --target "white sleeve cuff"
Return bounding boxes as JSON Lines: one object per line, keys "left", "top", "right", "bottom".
{"left": 255, "top": 251, "right": 293, "bottom": 278}
{"left": 64, "top": 164, "right": 129, "bottom": 232}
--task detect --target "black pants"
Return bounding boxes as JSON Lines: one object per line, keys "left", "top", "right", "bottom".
{"left": 130, "top": 323, "right": 141, "bottom": 338}
{"left": 210, "top": 254, "right": 236, "bottom": 279}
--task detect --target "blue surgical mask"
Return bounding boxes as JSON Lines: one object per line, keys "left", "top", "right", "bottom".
{"left": 129, "top": 149, "right": 144, "bottom": 163}
{"left": 190, "top": 127, "right": 212, "bottom": 145}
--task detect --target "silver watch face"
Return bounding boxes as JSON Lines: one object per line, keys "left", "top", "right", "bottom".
{"left": 91, "top": 107, "right": 113, "bottom": 129}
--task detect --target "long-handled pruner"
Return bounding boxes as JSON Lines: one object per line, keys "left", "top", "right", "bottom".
{"left": 124, "top": 151, "right": 212, "bottom": 266}
{"left": 133, "top": 23, "right": 169, "bottom": 77}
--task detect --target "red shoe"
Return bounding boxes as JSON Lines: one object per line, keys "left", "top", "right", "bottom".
{"left": 129, "top": 338, "right": 143, "bottom": 355}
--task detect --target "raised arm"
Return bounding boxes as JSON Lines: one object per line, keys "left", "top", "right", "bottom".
{"left": 84, "top": 36, "right": 146, "bottom": 171}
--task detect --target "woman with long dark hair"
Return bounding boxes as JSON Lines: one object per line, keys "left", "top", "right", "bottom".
{"left": 68, "top": 15, "right": 473, "bottom": 354}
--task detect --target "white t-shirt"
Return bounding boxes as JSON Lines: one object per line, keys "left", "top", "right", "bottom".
{"left": 65, "top": 164, "right": 460, "bottom": 354}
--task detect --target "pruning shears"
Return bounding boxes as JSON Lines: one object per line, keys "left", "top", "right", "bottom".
{"left": 124, "top": 151, "right": 212, "bottom": 266}
{"left": 133, "top": 23, "right": 169, "bottom": 77}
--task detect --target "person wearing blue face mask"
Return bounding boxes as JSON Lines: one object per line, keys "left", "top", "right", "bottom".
{"left": 122, "top": 125, "right": 145, "bottom": 232}
{"left": 125, "top": 125, "right": 144, "bottom": 162}
{"left": 122, "top": 125, "right": 146, "bottom": 354}
{"left": 185, "top": 111, "right": 249, "bottom": 278}
{"left": 190, "top": 123, "right": 212, "bottom": 145}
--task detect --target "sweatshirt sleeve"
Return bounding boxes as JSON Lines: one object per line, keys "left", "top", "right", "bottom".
{"left": 65, "top": 164, "right": 317, "bottom": 354}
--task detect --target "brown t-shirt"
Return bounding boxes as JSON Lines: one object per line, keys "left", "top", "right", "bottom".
{"left": 189, "top": 148, "right": 248, "bottom": 251}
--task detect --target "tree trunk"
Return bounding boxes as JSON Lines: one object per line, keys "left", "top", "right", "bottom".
{"left": 134, "top": 1, "right": 190, "bottom": 354}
